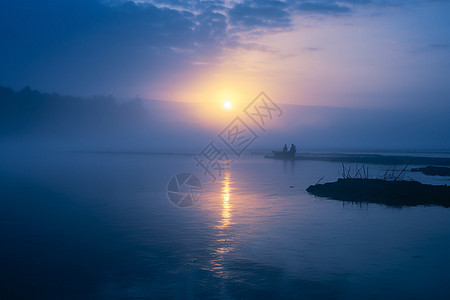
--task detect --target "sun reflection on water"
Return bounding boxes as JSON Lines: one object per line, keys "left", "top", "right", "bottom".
{"left": 218, "top": 172, "right": 231, "bottom": 231}
{"left": 209, "top": 171, "right": 234, "bottom": 278}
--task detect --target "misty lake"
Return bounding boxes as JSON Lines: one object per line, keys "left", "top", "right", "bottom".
{"left": 1, "top": 151, "right": 449, "bottom": 299}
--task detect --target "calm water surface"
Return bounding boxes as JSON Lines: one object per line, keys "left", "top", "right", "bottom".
{"left": 0, "top": 152, "right": 449, "bottom": 299}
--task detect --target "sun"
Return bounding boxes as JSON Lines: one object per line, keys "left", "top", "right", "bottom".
{"left": 223, "top": 100, "right": 232, "bottom": 110}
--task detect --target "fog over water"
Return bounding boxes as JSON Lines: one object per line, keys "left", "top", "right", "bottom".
{"left": 1, "top": 0, "right": 450, "bottom": 298}
{"left": 1, "top": 86, "right": 449, "bottom": 153}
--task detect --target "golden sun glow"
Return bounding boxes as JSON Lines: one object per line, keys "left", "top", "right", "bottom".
{"left": 223, "top": 100, "right": 232, "bottom": 110}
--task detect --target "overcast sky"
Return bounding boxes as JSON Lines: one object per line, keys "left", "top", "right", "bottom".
{"left": 1, "top": 0, "right": 449, "bottom": 109}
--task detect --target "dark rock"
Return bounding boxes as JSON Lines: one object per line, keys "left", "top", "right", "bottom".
{"left": 410, "top": 166, "right": 450, "bottom": 176}
{"left": 306, "top": 178, "right": 450, "bottom": 207}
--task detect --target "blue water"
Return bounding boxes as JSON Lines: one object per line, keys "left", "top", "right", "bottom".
{"left": 0, "top": 152, "right": 449, "bottom": 299}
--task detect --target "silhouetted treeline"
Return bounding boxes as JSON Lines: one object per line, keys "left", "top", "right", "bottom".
{"left": 0, "top": 86, "right": 149, "bottom": 138}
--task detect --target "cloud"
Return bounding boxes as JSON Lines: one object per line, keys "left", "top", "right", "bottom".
{"left": 294, "top": 2, "right": 352, "bottom": 14}
{"left": 0, "top": 0, "right": 231, "bottom": 95}
{"left": 303, "top": 47, "right": 321, "bottom": 52}
{"left": 0, "top": 0, "right": 446, "bottom": 96}
{"left": 428, "top": 44, "right": 449, "bottom": 49}
{"left": 412, "top": 43, "right": 450, "bottom": 54}
{"left": 226, "top": 0, "right": 356, "bottom": 32}
{"left": 228, "top": 1, "right": 292, "bottom": 30}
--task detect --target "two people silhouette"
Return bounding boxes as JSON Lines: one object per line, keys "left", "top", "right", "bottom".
{"left": 282, "top": 144, "right": 296, "bottom": 154}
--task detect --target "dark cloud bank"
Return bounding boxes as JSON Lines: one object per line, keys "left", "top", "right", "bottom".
{"left": 0, "top": 0, "right": 416, "bottom": 95}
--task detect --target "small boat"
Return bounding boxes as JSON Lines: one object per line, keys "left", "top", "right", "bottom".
{"left": 271, "top": 150, "right": 296, "bottom": 159}
{"left": 266, "top": 144, "right": 297, "bottom": 160}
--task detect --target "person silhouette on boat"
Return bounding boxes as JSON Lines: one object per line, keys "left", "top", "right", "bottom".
{"left": 272, "top": 144, "right": 296, "bottom": 159}
{"left": 289, "top": 144, "right": 296, "bottom": 155}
